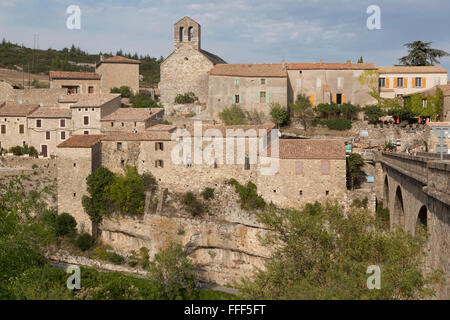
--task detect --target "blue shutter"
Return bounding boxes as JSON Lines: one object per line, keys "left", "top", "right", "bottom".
{"left": 257, "top": 92, "right": 260, "bottom": 104}
{"left": 266, "top": 91, "right": 270, "bottom": 103}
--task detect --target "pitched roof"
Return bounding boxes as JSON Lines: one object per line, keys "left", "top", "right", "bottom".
{"left": 268, "top": 139, "right": 346, "bottom": 159}
{"left": 68, "top": 93, "right": 121, "bottom": 107}
{"left": 101, "top": 108, "right": 164, "bottom": 121}
{"left": 57, "top": 135, "right": 104, "bottom": 148}
{"left": 378, "top": 66, "right": 447, "bottom": 74}
{"left": 209, "top": 64, "right": 287, "bottom": 77}
{"left": 96, "top": 56, "right": 141, "bottom": 67}
{"left": 49, "top": 71, "right": 101, "bottom": 80}
{"left": 287, "top": 62, "right": 377, "bottom": 70}
{"left": 146, "top": 124, "right": 177, "bottom": 132}
{"left": 0, "top": 103, "right": 39, "bottom": 116}
{"left": 28, "top": 108, "right": 71, "bottom": 118}
{"left": 200, "top": 49, "right": 227, "bottom": 65}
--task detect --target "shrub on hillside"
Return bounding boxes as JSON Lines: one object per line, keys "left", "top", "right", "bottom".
{"left": 201, "top": 187, "right": 214, "bottom": 200}
{"left": 74, "top": 233, "right": 94, "bottom": 251}
{"left": 227, "top": 178, "right": 265, "bottom": 210}
{"left": 324, "top": 118, "right": 352, "bottom": 131}
{"left": 55, "top": 213, "right": 77, "bottom": 237}
{"left": 174, "top": 92, "right": 198, "bottom": 104}
{"left": 182, "top": 192, "right": 204, "bottom": 217}
{"left": 218, "top": 104, "right": 248, "bottom": 125}
{"left": 110, "top": 86, "right": 132, "bottom": 98}
{"left": 270, "top": 103, "right": 288, "bottom": 127}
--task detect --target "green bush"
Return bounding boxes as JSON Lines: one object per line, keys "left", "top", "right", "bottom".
{"left": 201, "top": 187, "right": 214, "bottom": 200}
{"left": 74, "top": 233, "right": 94, "bottom": 251}
{"left": 218, "top": 104, "right": 248, "bottom": 125}
{"left": 130, "top": 92, "right": 162, "bottom": 108}
{"left": 55, "top": 213, "right": 77, "bottom": 237}
{"left": 227, "top": 178, "right": 265, "bottom": 210}
{"left": 110, "top": 86, "right": 132, "bottom": 98}
{"left": 363, "top": 105, "right": 385, "bottom": 123}
{"left": 270, "top": 103, "right": 288, "bottom": 127}
{"left": 9, "top": 146, "right": 23, "bottom": 156}
{"left": 32, "top": 164, "right": 38, "bottom": 169}
{"left": 324, "top": 118, "right": 352, "bottom": 131}
{"left": 182, "top": 192, "right": 204, "bottom": 217}
{"left": 174, "top": 92, "right": 198, "bottom": 104}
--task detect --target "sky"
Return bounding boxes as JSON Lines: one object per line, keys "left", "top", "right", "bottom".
{"left": 0, "top": 0, "right": 449, "bottom": 78}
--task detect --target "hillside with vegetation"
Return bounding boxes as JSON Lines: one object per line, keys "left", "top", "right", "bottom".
{"left": 0, "top": 39, "right": 162, "bottom": 87}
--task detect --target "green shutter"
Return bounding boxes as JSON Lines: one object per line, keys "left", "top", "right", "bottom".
{"left": 265, "top": 78, "right": 268, "bottom": 85}
{"left": 233, "top": 95, "right": 235, "bottom": 104}
{"left": 258, "top": 79, "right": 261, "bottom": 85}
{"left": 257, "top": 92, "right": 260, "bottom": 104}
{"left": 266, "top": 91, "right": 270, "bottom": 103}
{"left": 238, "top": 95, "right": 241, "bottom": 104}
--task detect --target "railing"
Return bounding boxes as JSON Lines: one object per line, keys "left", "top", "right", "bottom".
{"left": 381, "top": 152, "right": 429, "bottom": 184}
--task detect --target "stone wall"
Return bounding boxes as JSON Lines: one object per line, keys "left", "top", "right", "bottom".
{"left": 0, "top": 115, "right": 29, "bottom": 150}
{"left": 28, "top": 116, "right": 70, "bottom": 157}
{"left": 160, "top": 45, "right": 213, "bottom": 105}
{"left": 96, "top": 63, "right": 140, "bottom": 95}
{"left": 50, "top": 79, "right": 100, "bottom": 95}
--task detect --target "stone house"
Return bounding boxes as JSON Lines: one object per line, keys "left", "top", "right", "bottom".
{"left": 378, "top": 66, "right": 448, "bottom": 99}
{"left": 56, "top": 124, "right": 346, "bottom": 232}
{"left": 100, "top": 108, "right": 164, "bottom": 133}
{"left": 208, "top": 64, "right": 288, "bottom": 117}
{"left": 49, "top": 56, "right": 140, "bottom": 95}
{"left": 0, "top": 102, "right": 39, "bottom": 150}
{"left": 286, "top": 62, "right": 378, "bottom": 106}
{"left": 160, "top": 16, "right": 227, "bottom": 105}
{"left": 27, "top": 108, "right": 71, "bottom": 157}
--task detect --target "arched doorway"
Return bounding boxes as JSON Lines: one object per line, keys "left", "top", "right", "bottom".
{"left": 394, "top": 186, "right": 405, "bottom": 227}
{"left": 383, "top": 176, "right": 389, "bottom": 207}
{"left": 416, "top": 205, "right": 428, "bottom": 235}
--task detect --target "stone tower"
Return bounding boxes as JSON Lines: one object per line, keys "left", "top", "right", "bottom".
{"left": 174, "top": 16, "right": 201, "bottom": 51}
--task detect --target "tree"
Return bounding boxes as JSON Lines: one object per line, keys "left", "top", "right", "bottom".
{"left": 357, "top": 56, "right": 364, "bottom": 63}
{"left": 269, "top": 103, "right": 288, "bottom": 128}
{"left": 82, "top": 167, "right": 115, "bottom": 223}
{"left": 289, "top": 94, "right": 314, "bottom": 130}
{"left": 398, "top": 41, "right": 449, "bottom": 66}
{"left": 346, "top": 153, "right": 365, "bottom": 190}
{"left": 147, "top": 242, "right": 198, "bottom": 300}
{"left": 239, "top": 202, "right": 443, "bottom": 300}
{"left": 363, "top": 105, "right": 385, "bottom": 123}
{"left": 218, "top": 104, "right": 248, "bottom": 125}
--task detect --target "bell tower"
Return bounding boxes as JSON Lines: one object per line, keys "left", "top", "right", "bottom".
{"left": 174, "top": 16, "right": 201, "bottom": 51}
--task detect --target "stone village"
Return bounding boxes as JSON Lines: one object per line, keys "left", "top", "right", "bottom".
{"left": 0, "top": 16, "right": 449, "bottom": 298}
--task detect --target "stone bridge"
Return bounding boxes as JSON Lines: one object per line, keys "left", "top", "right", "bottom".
{"left": 375, "top": 152, "right": 449, "bottom": 299}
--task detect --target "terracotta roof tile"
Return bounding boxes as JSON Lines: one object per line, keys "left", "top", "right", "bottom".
{"left": 101, "top": 108, "right": 164, "bottom": 121}
{"left": 68, "top": 93, "right": 121, "bottom": 107}
{"left": 184, "top": 124, "right": 275, "bottom": 136}
{"left": 29, "top": 108, "right": 71, "bottom": 118}
{"left": 209, "top": 64, "right": 287, "bottom": 77}
{"left": 287, "top": 62, "right": 377, "bottom": 70}
{"left": 146, "top": 124, "right": 177, "bottom": 132}
{"left": 97, "top": 56, "right": 141, "bottom": 67}
{"left": 101, "top": 132, "right": 173, "bottom": 141}
{"left": 0, "top": 103, "right": 39, "bottom": 116}
{"left": 378, "top": 66, "right": 447, "bottom": 74}
{"left": 268, "top": 139, "right": 346, "bottom": 159}
{"left": 49, "top": 71, "right": 101, "bottom": 80}
{"left": 57, "top": 135, "right": 104, "bottom": 148}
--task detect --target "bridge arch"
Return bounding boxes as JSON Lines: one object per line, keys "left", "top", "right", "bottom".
{"left": 383, "top": 175, "right": 389, "bottom": 207}
{"left": 416, "top": 205, "right": 428, "bottom": 236}
{"left": 394, "top": 186, "right": 405, "bottom": 227}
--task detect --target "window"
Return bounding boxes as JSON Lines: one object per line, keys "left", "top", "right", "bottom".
{"left": 179, "top": 27, "right": 184, "bottom": 42}
{"left": 60, "top": 119, "right": 66, "bottom": 128}
{"left": 316, "top": 77, "right": 322, "bottom": 88}
{"left": 234, "top": 94, "right": 240, "bottom": 104}
{"left": 61, "top": 131, "right": 66, "bottom": 140}
{"left": 397, "top": 77, "right": 404, "bottom": 88}
{"left": 88, "top": 86, "right": 94, "bottom": 94}
{"left": 121, "top": 122, "right": 124, "bottom": 127}
{"left": 260, "top": 91, "right": 266, "bottom": 101}
{"left": 260, "top": 78, "right": 266, "bottom": 85}
{"left": 117, "top": 142, "right": 122, "bottom": 151}
{"left": 83, "top": 131, "right": 89, "bottom": 135}
{"left": 155, "top": 160, "right": 164, "bottom": 168}
{"left": 415, "top": 77, "right": 422, "bottom": 88}
{"left": 19, "top": 124, "right": 24, "bottom": 134}
{"left": 422, "top": 99, "right": 427, "bottom": 107}
{"left": 379, "top": 77, "right": 386, "bottom": 88}
{"left": 434, "top": 77, "right": 441, "bottom": 86}
{"left": 337, "top": 77, "right": 343, "bottom": 89}
{"left": 296, "top": 78, "right": 301, "bottom": 88}
{"left": 83, "top": 116, "right": 89, "bottom": 125}
{"left": 1, "top": 125, "right": 5, "bottom": 134}
{"left": 244, "top": 156, "right": 250, "bottom": 170}
{"left": 299, "top": 190, "right": 303, "bottom": 196}
{"left": 85, "top": 108, "right": 88, "bottom": 112}
{"left": 336, "top": 93, "right": 343, "bottom": 105}
{"left": 155, "top": 142, "right": 164, "bottom": 151}
{"left": 234, "top": 79, "right": 239, "bottom": 87}
{"left": 45, "top": 131, "right": 50, "bottom": 140}
{"left": 120, "top": 159, "right": 125, "bottom": 168}
{"left": 295, "top": 161, "right": 303, "bottom": 174}
{"left": 36, "top": 119, "right": 41, "bottom": 128}
{"left": 111, "top": 122, "right": 114, "bottom": 127}
{"left": 73, "top": 163, "right": 76, "bottom": 167}
{"left": 188, "top": 27, "right": 194, "bottom": 41}
{"left": 326, "top": 190, "right": 330, "bottom": 196}
{"left": 321, "top": 160, "right": 330, "bottom": 175}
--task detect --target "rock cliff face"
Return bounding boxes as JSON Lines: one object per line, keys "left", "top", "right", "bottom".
{"left": 99, "top": 184, "right": 273, "bottom": 285}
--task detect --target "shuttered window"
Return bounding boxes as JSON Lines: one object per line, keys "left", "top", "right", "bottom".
{"left": 1, "top": 125, "right": 5, "bottom": 134}
{"left": 45, "top": 131, "right": 50, "bottom": 140}
{"left": 60, "top": 119, "right": 66, "bottom": 128}
{"left": 309, "top": 94, "right": 315, "bottom": 105}
{"left": 296, "top": 79, "right": 301, "bottom": 88}
{"left": 84, "top": 116, "right": 89, "bottom": 125}
{"left": 295, "top": 161, "right": 303, "bottom": 174}
{"left": 36, "top": 119, "right": 41, "bottom": 128}
{"left": 61, "top": 131, "right": 66, "bottom": 140}
{"left": 321, "top": 160, "right": 330, "bottom": 175}
{"left": 19, "top": 124, "right": 24, "bottom": 134}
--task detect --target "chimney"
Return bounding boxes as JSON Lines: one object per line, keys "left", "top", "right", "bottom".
{"left": 281, "top": 57, "right": 286, "bottom": 71}
{"left": 346, "top": 60, "right": 351, "bottom": 64}
{"left": 320, "top": 59, "right": 323, "bottom": 63}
